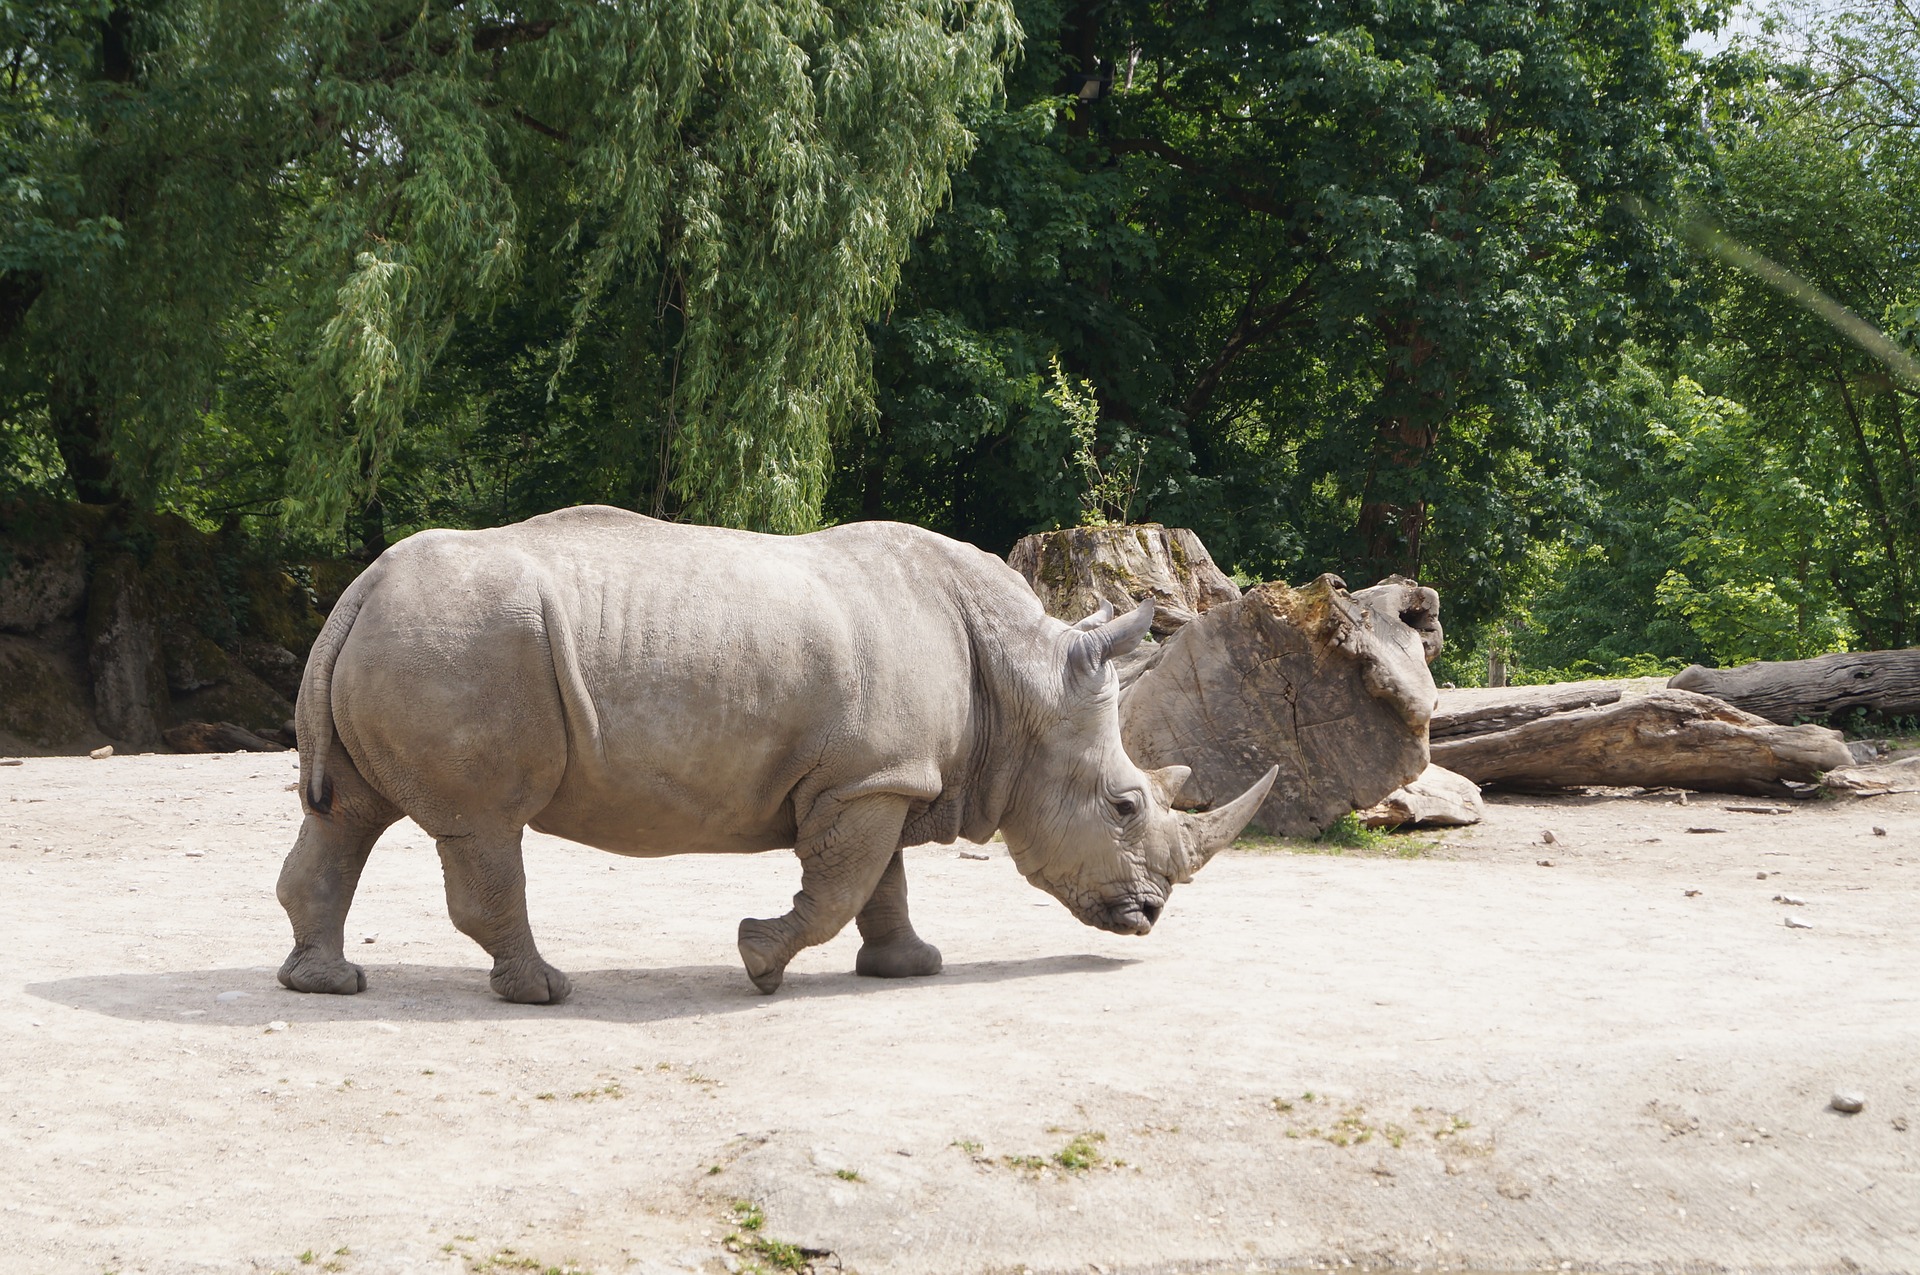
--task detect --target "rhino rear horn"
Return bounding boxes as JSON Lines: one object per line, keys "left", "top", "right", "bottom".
{"left": 1070, "top": 597, "right": 1154, "bottom": 681}
{"left": 1175, "top": 765, "right": 1278, "bottom": 880}
{"left": 1071, "top": 598, "right": 1117, "bottom": 631}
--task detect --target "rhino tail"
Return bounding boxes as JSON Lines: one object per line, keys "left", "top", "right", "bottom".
{"left": 539, "top": 585, "right": 605, "bottom": 764}
{"left": 297, "top": 562, "right": 386, "bottom": 816}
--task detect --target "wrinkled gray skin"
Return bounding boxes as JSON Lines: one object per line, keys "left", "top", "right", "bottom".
{"left": 277, "top": 506, "right": 1276, "bottom": 1002}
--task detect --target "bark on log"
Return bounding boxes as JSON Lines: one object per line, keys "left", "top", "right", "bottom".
{"left": 1432, "top": 689, "right": 1853, "bottom": 797}
{"left": 1359, "top": 764, "right": 1485, "bottom": 829}
{"left": 1118, "top": 574, "right": 1437, "bottom": 837}
{"left": 1432, "top": 680, "right": 1654, "bottom": 741}
{"left": 162, "top": 720, "right": 288, "bottom": 753}
{"left": 1669, "top": 650, "right": 1920, "bottom": 724}
{"left": 1009, "top": 524, "right": 1240, "bottom": 637}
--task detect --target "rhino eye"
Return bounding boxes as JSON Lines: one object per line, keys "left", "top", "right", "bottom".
{"left": 1112, "top": 796, "right": 1138, "bottom": 819}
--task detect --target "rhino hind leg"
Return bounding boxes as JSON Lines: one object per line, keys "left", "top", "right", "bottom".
{"left": 737, "top": 794, "right": 910, "bottom": 995}
{"left": 435, "top": 827, "right": 572, "bottom": 1004}
{"left": 853, "top": 850, "right": 943, "bottom": 980}
{"left": 277, "top": 812, "right": 393, "bottom": 996}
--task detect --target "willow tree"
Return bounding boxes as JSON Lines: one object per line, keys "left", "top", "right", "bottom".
{"left": 1, "top": 0, "right": 1018, "bottom": 533}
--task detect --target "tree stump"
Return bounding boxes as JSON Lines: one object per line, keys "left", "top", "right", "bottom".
{"left": 1432, "top": 688, "right": 1853, "bottom": 797}
{"left": 1670, "top": 651, "right": 1920, "bottom": 724}
{"left": 1118, "top": 574, "right": 1438, "bottom": 837}
{"left": 1009, "top": 524, "right": 1240, "bottom": 637}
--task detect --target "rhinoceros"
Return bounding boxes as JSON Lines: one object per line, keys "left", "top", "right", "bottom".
{"left": 277, "top": 506, "right": 1276, "bottom": 1002}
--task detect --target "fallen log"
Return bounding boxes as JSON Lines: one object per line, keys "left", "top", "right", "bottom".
{"left": 1119, "top": 574, "right": 1437, "bottom": 837}
{"left": 1359, "top": 764, "right": 1485, "bottom": 829}
{"left": 1009, "top": 524, "right": 1240, "bottom": 637}
{"left": 1432, "top": 689, "right": 1853, "bottom": 797}
{"left": 1432, "top": 681, "right": 1644, "bottom": 741}
{"left": 162, "top": 720, "right": 288, "bottom": 753}
{"left": 1669, "top": 650, "right": 1920, "bottom": 724}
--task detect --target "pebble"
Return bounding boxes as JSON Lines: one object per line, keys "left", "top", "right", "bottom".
{"left": 1685, "top": 826, "right": 1727, "bottom": 834}
{"left": 1784, "top": 916, "right": 1813, "bottom": 929}
{"left": 958, "top": 851, "right": 990, "bottom": 861}
{"left": 1536, "top": 859, "right": 1554, "bottom": 868}
{"left": 1831, "top": 1091, "right": 1865, "bottom": 1114}
{"left": 362, "top": 933, "right": 378, "bottom": 944}
{"left": 1872, "top": 826, "right": 1887, "bottom": 837}
{"left": 1684, "top": 888, "right": 1702, "bottom": 897}
{"left": 264, "top": 1021, "right": 289, "bottom": 1034}
{"left": 1540, "top": 830, "right": 1558, "bottom": 845}
{"left": 89, "top": 745, "right": 113, "bottom": 760}
{"left": 1772, "top": 893, "right": 1805, "bottom": 905}
{"left": 0, "top": 758, "right": 22, "bottom": 766}
{"left": 184, "top": 849, "right": 204, "bottom": 858}
{"left": 215, "top": 990, "right": 250, "bottom": 1002}
{"left": 1756, "top": 871, "right": 1768, "bottom": 880}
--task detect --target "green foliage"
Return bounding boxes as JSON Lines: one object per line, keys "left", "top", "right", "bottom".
{"left": 3, "top": 0, "right": 1018, "bottom": 539}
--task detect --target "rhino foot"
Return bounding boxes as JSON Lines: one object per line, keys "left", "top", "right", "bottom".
{"left": 855, "top": 935, "right": 943, "bottom": 980}
{"left": 736, "top": 919, "right": 790, "bottom": 995}
{"left": 278, "top": 949, "right": 367, "bottom": 995}
{"left": 489, "top": 956, "right": 571, "bottom": 1004}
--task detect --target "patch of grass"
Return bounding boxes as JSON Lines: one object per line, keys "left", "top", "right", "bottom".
{"left": 1053, "top": 1131, "right": 1106, "bottom": 1171}
{"left": 534, "top": 1092, "right": 556, "bottom": 1101}
{"left": 570, "top": 1084, "right": 623, "bottom": 1101}
{"left": 1002, "top": 1154, "right": 1047, "bottom": 1171}
{"left": 298, "top": 1253, "right": 315, "bottom": 1267}
{"left": 1236, "top": 823, "right": 1433, "bottom": 859}
{"left": 722, "top": 1200, "right": 825, "bottom": 1274}
{"left": 950, "top": 1138, "right": 983, "bottom": 1155}
{"left": 833, "top": 1168, "right": 861, "bottom": 1182}
{"left": 707, "top": 1164, "right": 724, "bottom": 1176}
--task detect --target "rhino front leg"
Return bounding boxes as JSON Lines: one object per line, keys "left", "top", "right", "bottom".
{"left": 854, "top": 850, "right": 943, "bottom": 980}
{"left": 277, "top": 813, "right": 391, "bottom": 995}
{"left": 436, "top": 827, "right": 572, "bottom": 1004}
{"left": 737, "top": 794, "right": 908, "bottom": 994}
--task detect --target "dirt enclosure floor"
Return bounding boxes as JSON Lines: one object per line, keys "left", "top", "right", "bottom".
{"left": 2, "top": 753, "right": 1917, "bottom": 1275}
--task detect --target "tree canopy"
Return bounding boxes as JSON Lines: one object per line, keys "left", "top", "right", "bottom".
{"left": 5, "top": 0, "right": 1918, "bottom": 679}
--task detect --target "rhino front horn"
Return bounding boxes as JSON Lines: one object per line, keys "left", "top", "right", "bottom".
{"left": 1176, "top": 765, "right": 1279, "bottom": 880}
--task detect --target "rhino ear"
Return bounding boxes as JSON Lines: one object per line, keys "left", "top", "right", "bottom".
{"left": 1071, "top": 598, "right": 1117, "bottom": 631}
{"left": 1069, "top": 597, "right": 1155, "bottom": 684}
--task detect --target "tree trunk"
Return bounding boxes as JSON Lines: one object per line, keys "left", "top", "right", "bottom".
{"left": 1117, "top": 574, "right": 1437, "bottom": 837}
{"left": 1669, "top": 650, "right": 1920, "bottom": 724}
{"left": 48, "top": 377, "right": 119, "bottom": 505}
{"left": 1008, "top": 524, "right": 1241, "bottom": 637}
{"left": 1431, "top": 689, "right": 1853, "bottom": 798}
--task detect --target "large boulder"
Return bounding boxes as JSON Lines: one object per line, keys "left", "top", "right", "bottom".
{"left": 0, "top": 635, "right": 94, "bottom": 748}
{"left": 1009, "top": 524, "right": 1240, "bottom": 637}
{"left": 1359, "top": 764, "right": 1485, "bottom": 829}
{"left": 0, "top": 538, "right": 87, "bottom": 633}
{"left": 1118, "top": 574, "right": 1438, "bottom": 837}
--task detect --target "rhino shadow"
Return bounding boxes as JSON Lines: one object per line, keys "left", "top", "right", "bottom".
{"left": 25, "top": 954, "right": 1136, "bottom": 1026}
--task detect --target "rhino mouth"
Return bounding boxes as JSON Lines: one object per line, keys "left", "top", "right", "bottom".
{"left": 1095, "top": 893, "right": 1164, "bottom": 936}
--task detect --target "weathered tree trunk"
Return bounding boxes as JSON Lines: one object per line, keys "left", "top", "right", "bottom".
{"left": 1432, "top": 689, "right": 1853, "bottom": 797}
{"left": 1009, "top": 524, "right": 1241, "bottom": 637}
{"left": 1359, "top": 764, "right": 1484, "bottom": 829}
{"left": 1668, "top": 651, "right": 1920, "bottom": 724}
{"left": 85, "top": 554, "right": 168, "bottom": 745}
{"left": 1432, "top": 681, "right": 1651, "bottom": 741}
{"left": 1118, "top": 574, "right": 1437, "bottom": 837}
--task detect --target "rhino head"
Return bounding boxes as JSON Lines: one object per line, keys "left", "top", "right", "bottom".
{"left": 1001, "top": 598, "right": 1278, "bottom": 935}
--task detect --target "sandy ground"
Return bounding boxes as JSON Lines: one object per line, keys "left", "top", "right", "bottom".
{"left": 1, "top": 753, "right": 1917, "bottom": 1275}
